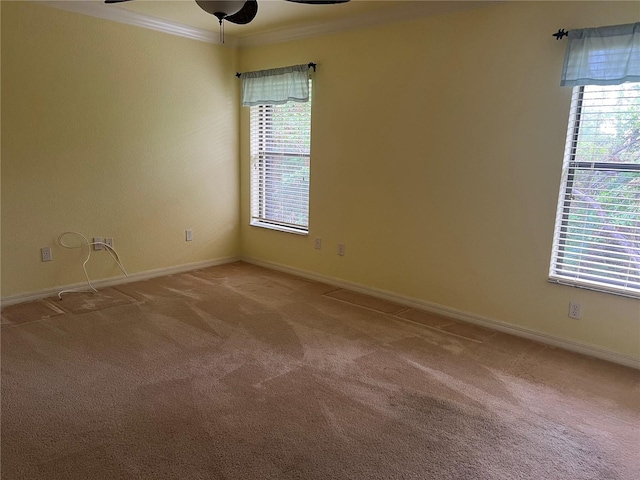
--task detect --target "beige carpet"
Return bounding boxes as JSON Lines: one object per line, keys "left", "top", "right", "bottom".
{"left": 1, "top": 262, "right": 638, "bottom": 479}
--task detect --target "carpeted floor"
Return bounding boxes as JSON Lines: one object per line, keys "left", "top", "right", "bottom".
{"left": 1, "top": 262, "right": 639, "bottom": 479}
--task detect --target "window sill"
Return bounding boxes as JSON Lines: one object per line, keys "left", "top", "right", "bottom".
{"left": 250, "top": 221, "right": 308, "bottom": 236}
{"left": 548, "top": 277, "right": 640, "bottom": 300}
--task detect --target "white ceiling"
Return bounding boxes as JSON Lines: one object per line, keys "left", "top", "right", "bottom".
{"left": 40, "top": 0, "right": 495, "bottom": 46}
{"left": 109, "top": 0, "right": 493, "bottom": 39}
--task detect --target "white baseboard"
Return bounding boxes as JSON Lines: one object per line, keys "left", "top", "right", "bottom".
{"left": 242, "top": 256, "right": 640, "bottom": 369}
{"left": 0, "top": 256, "right": 241, "bottom": 307}
{"left": 3, "top": 255, "right": 637, "bottom": 369}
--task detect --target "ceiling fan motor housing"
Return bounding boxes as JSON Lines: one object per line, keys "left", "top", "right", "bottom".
{"left": 195, "top": 1, "right": 246, "bottom": 20}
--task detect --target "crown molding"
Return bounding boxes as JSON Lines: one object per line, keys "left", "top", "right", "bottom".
{"left": 35, "top": 1, "right": 238, "bottom": 48}
{"left": 237, "top": 1, "right": 495, "bottom": 48}
{"left": 35, "top": 1, "right": 495, "bottom": 50}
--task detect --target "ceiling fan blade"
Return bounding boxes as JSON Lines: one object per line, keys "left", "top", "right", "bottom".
{"left": 104, "top": 0, "right": 133, "bottom": 4}
{"left": 284, "top": 0, "right": 350, "bottom": 4}
{"left": 225, "top": 0, "right": 258, "bottom": 25}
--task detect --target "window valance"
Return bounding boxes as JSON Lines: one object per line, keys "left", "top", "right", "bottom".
{"left": 239, "top": 64, "right": 310, "bottom": 107}
{"left": 561, "top": 22, "right": 640, "bottom": 86}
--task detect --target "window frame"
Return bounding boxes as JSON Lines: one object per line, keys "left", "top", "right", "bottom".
{"left": 249, "top": 83, "right": 312, "bottom": 236}
{"left": 549, "top": 83, "right": 640, "bottom": 298}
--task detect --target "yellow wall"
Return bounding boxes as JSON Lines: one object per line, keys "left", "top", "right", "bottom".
{"left": 1, "top": 1, "right": 239, "bottom": 296}
{"left": 2, "top": 1, "right": 638, "bottom": 360}
{"left": 239, "top": 1, "right": 640, "bottom": 359}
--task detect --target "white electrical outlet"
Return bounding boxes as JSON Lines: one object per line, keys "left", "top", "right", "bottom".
{"left": 568, "top": 301, "right": 582, "bottom": 319}
{"left": 41, "top": 247, "right": 52, "bottom": 262}
{"left": 105, "top": 238, "right": 113, "bottom": 249}
{"left": 93, "top": 237, "right": 103, "bottom": 251}
{"left": 338, "top": 243, "right": 346, "bottom": 256}
{"left": 314, "top": 238, "right": 322, "bottom": 250}
{"left": 186, "top": 229, "right": 193, "bottom": 242}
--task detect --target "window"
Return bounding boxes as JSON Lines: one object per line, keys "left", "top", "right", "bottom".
{"left": 249, "top": 82, "right": 311, "bottom": 234}
{"left": 549, "top": 83, "right": 640, "bottom": 297}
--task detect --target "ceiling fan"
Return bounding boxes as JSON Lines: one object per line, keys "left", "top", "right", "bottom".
{"left": 105, "top": 0, "right": 350, "bottom": 41}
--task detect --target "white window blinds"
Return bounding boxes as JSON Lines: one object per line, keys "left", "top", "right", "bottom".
{"left": 249, "top": 82, "right": 312, "bottom": 233}
{"left": 549, "top": 83, "right": 640, "bottom": 297}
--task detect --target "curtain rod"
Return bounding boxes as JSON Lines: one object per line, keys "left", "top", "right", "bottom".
{"left": 236, "top": 62, "right": 316, "bottom": 78}
{"left": 553, "top": 29, "right": 569, "bottom": 40}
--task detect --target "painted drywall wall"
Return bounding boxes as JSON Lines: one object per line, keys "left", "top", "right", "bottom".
{"left": 239, "top": 2, "right": 640, "bottom": 359}
{"left": 1, "top": 2, "right": 239, "bottom": 297}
